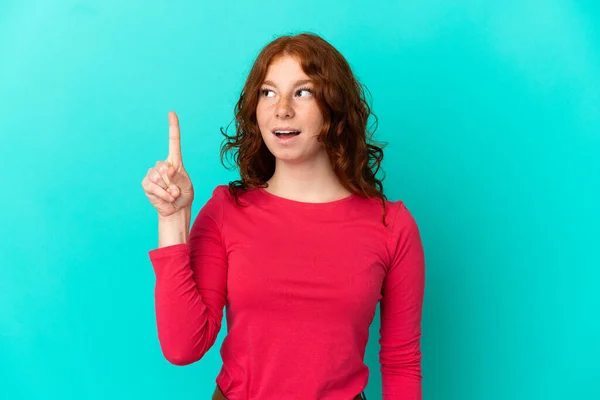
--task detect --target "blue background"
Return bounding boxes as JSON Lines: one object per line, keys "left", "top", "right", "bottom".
{"left": 1, "top": 1, "right": 598, "bottom": 399}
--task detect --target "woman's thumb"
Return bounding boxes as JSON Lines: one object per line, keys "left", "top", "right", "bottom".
{"left": 167, "top": 165, "right": 176, "bottom": 179}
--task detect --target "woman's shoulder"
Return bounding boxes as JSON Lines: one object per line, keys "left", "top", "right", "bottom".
{"left": 363, "top": 195, "right": 417, "bottom": 231}
{"left": 384, "top": 197, "right": 421, "bottom": 237}
{"left": 208, "top": 183, "right": 257, "bottom": 204}
{"left": 210, "top": 184, "right": 230, "bottom": 198}
{"left": 357, "top": 193, "right": 408, "bottom": 213}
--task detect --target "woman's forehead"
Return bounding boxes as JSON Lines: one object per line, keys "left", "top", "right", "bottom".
{"left": 264, "top": 55, "right": 310, "bottom": 84}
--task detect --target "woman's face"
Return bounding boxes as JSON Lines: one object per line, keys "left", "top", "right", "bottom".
{"left": 256, "top": 55, "right": 327, "bottom": 164}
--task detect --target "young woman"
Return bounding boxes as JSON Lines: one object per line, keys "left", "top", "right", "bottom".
{"left": 142, "top": 32, "right": 425, "bottom": 400}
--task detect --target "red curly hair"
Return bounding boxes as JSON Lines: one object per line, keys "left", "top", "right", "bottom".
{"left": 219, "top": 32, "right": 390, "bottom": 225}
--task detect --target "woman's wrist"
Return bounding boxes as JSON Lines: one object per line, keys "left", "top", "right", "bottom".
{"left": 157, "top": 206, "right": 191, "bottom": 248}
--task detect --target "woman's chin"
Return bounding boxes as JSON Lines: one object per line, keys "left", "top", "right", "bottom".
{"left": 274, "top": 153, "right": 303, "bottom": 163}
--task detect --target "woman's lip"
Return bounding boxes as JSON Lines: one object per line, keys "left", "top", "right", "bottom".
{"left": 273, "top": 133, "right": 301, "bottom": 143}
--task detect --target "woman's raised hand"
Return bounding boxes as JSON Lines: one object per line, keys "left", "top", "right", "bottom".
{"left": 142, "top": 112, "right": 194, "bottom": 218}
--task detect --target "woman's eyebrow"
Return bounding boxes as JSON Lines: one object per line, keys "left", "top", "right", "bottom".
{"left": 262, "top": 79, "right": 313, "bottom": 87}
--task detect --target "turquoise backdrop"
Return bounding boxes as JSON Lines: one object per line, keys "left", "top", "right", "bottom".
{"left": 1, "top": 1, "right": 598, "bottom": 399}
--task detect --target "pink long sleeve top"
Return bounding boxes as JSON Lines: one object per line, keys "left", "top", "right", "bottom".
{"left": 148, "top": 185, "right": 426, "bottom": 399}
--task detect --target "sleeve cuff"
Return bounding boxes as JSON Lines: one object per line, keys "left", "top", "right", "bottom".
{"left": 148, "top": 243, "right": 189, "bottom": 261}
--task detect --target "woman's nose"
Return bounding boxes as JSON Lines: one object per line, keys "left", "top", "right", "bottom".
{"left": 275, "top": 98, "right": 294, "bottom": 118}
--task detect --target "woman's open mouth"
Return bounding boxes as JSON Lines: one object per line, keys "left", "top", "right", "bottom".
{"left": 273, "top": 130, "right": 301, "bottom": 143}
{"left": 274, "top": 130, "right": 301, "bottom": 138}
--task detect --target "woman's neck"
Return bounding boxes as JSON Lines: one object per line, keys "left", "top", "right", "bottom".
{"left": 265, "top": 161, "right": 351, "bottom": 203}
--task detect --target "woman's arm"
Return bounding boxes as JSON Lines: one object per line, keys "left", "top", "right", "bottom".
{"left": 379, "top": 202, "right": 426, "bottom": 400}
{"left": 148, "top": 187, "right": 228, "bottom": 365}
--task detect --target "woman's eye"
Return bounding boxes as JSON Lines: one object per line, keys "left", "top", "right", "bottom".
{"left": 296, "top": 88, "right": 313, "bottom": 97}
{"left": 259, "top": 88, "right": 312, "bottom": 98}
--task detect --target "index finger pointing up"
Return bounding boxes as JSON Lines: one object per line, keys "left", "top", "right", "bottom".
{"left": 168, "top": 111, "right": 182, "bottom": 166}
